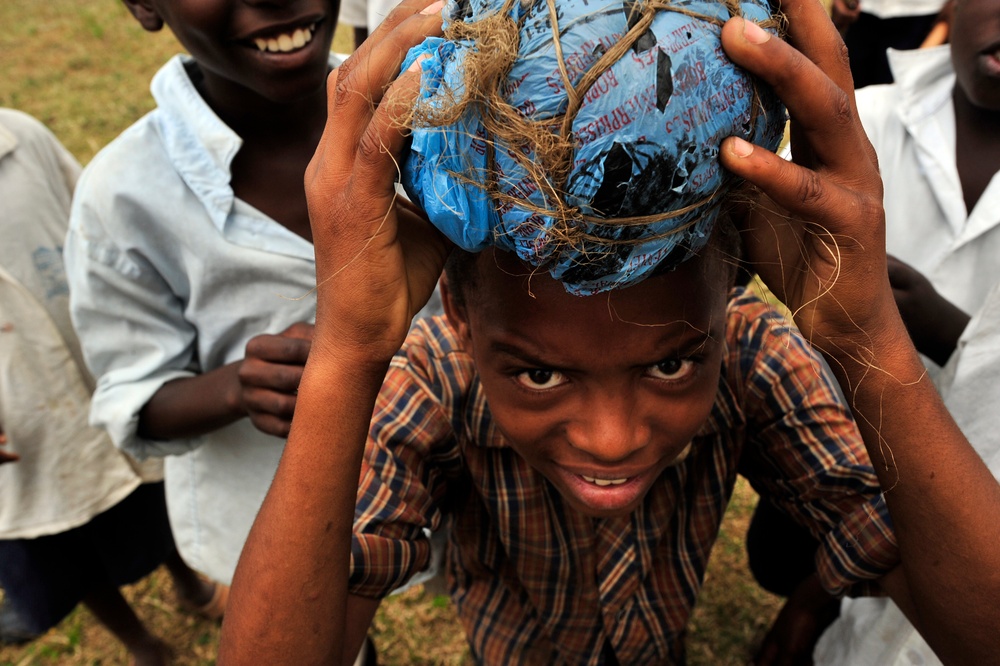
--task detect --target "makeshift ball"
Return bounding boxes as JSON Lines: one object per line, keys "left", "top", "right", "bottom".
{"left": 402, "top": 0, "right": 786, "bottom": 295}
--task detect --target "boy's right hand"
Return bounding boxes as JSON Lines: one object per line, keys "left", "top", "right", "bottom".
{"left": 237, "top": 322, "right": 313, "bottom": 438}
{"left": 305, "top": 0, "right": 450, "bottom": 371}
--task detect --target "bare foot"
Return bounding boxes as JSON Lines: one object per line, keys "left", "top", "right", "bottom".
{"left": 129, "top": 636, "right": 173, "bottom": 666}
{"left": 175, "top": 574, "right": 218, "bottom": 610}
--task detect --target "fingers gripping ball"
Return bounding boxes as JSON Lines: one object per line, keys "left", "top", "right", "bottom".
{"left": 401, "top": 0, "right": 786, "bottom": 295}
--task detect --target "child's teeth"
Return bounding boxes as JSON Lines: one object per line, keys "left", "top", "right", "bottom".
{"left": 255, "top": 25, "right": 316, "bottom": 53}
{"left": 581, "top": 475, "right": 628, "bottom": 486}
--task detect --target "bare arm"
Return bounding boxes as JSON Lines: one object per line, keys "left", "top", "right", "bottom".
{"left": 218, "top": 1, "right": 450, "bottom": 662}
{"left": 719, "top": 6, "right": 1000, "bottom": 663}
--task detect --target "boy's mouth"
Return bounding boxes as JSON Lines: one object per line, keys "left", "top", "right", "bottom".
{"left": 575, "top": 444, "right": 692, "bottom": 488}
{"left": 580, "top": 475, "right": 629, "bottom": 486}
{"left": 252, "top": 23, "right": 318, "bottom": 54}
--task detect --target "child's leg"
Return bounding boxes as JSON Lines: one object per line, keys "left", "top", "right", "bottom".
{"left": 745, "top": 498, "right": 819, "bottom": 596}
{"left": 163, "top": 548, "right": 226, "bottom": 618}
{"left": 124, "top": 481, "right": 227, "bottom": 619}
{"left": 0, "top": 595, "right": 41, "bottom": 645}
{"left": 82, "top": 584, "right": 171, "bottom": 666}
{"left": 745, "top": 499, "right": 840, "bottom": 663}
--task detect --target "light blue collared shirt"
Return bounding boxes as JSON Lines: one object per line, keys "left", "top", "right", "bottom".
{"left": 66, "top": 54, "right": 332, "bottom": 584}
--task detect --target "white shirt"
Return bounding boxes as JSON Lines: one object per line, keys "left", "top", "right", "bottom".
{"left": 858, "top": 46, "right": 1000, "bottom": 317}
{"left": 815, "top": 46, "right": 1000, "bottom": 666}
{"left": 857, "top": 0, "right": 946, "bottom": 20}
{"left": 65, "top": 55, "right": 333, "bottom": 584}
{"left": 0, "top": 108, "right": 143, "bottom": 540}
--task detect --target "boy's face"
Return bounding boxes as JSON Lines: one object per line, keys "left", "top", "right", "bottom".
{"left": 444, "top": 249, "right": 730, "bottom": 518}
{"left": 951, "top": 0, "right": 1000, "bottom": 110}
{"left": 126, "top": 0, "right": 337, "bottom": 104}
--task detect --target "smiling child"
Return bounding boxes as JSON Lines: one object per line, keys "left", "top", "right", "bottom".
{"left": 64, "top": 0, "right": 339, "bottom": 590}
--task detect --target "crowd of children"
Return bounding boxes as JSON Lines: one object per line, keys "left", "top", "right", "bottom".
{"left": 2, "top": 0, "right": 998, "bottom": 663}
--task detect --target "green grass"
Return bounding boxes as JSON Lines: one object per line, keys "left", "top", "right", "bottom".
{"left": 0, "top": 1, "right": 781, "bottom": 663}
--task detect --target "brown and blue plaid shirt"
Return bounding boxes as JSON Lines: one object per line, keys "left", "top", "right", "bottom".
{"left": 350, "top": 289, "right": 898, "bottom": 665}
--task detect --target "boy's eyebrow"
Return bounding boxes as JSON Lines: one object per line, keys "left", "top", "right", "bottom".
{"left": 488, "top": 341, "right": 558, "bottom": 368}
{"left": 487, "top": 326, "right": 719, "bottom": 368}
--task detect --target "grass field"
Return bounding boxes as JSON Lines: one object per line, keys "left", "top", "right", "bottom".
{"left": 0, "top": 1, "right": 782, "bottom": 664}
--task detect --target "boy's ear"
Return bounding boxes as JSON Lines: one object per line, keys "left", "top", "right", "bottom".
{"left": 440, "top": 274, "right": 472, "bottom": 348}
{"left": 122, "top": 0, "right": 165, "bottom": 32}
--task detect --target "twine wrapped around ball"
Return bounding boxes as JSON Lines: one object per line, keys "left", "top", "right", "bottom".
{"left": 401, "top": 0, "right": 787, "bottom": 295}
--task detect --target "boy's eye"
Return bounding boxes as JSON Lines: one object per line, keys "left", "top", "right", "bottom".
{"left": 647, "top": 358, "right": 696, "bottom": 381}
{"left": 515, "top": 368, "right": 566, "bottom": 390}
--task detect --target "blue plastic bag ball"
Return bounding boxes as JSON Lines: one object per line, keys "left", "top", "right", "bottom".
{"left": 401, "top": 0, "right": 786, "bottom": 295}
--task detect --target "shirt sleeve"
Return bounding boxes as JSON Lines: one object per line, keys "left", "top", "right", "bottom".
{"left": 733, "top": 292, "right": 899, "bottom": 597}
{"left": 65, "top": 165, "right": 201, "bottom": 460}
{"left": 349, "top": 321, "right": 465, "bottom": 598}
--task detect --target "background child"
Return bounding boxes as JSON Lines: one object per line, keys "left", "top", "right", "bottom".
{"left": 64, "top": 0, "right": 341, "bottom": 589}
{"left": 0, "top": 106, "right": 212, "bottom": 666}
{"left": 861, "top": 0, "right": 1000, "bottom": 366}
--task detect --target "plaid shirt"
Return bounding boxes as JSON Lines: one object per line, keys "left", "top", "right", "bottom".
{"left": 350, "top": 289, "right": 898, "bottom": 665}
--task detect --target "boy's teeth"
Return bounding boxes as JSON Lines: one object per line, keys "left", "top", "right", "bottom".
{"left": 254, "top": 26, "right": 315, "bottom": 53}
{"left": 581, "top": 475, "right": 628, "bottom": 486}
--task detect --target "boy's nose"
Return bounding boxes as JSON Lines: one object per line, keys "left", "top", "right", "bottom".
{"left": 566, "top": 392, "right": 649, "bottom": 463}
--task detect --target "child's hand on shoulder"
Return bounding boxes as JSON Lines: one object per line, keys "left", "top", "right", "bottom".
{"left": 236, "top": 322, "right": 314, "bottom": 438}
{"left": 305, "top": 0, "right": 450, "bottom": 372}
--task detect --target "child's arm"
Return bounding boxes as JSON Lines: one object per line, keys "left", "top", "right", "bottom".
{"left": 218, "top": 1, "right": 449, "bottom": 663}
{"left": 887, "top": 255, "right": 970, "bottom": 366}
{"left": 719, "top": 7, "right": 1000, "bottom": 664}
{"left": 137, "top": 322, "right": 313, "bottom": 440}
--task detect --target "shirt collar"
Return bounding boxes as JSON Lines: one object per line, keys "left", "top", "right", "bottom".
{"left": 887, "top": 45, "right": 956, "bottom": 126}
{"left": 150, "top": 54, "right": 241, "bottom": 232}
